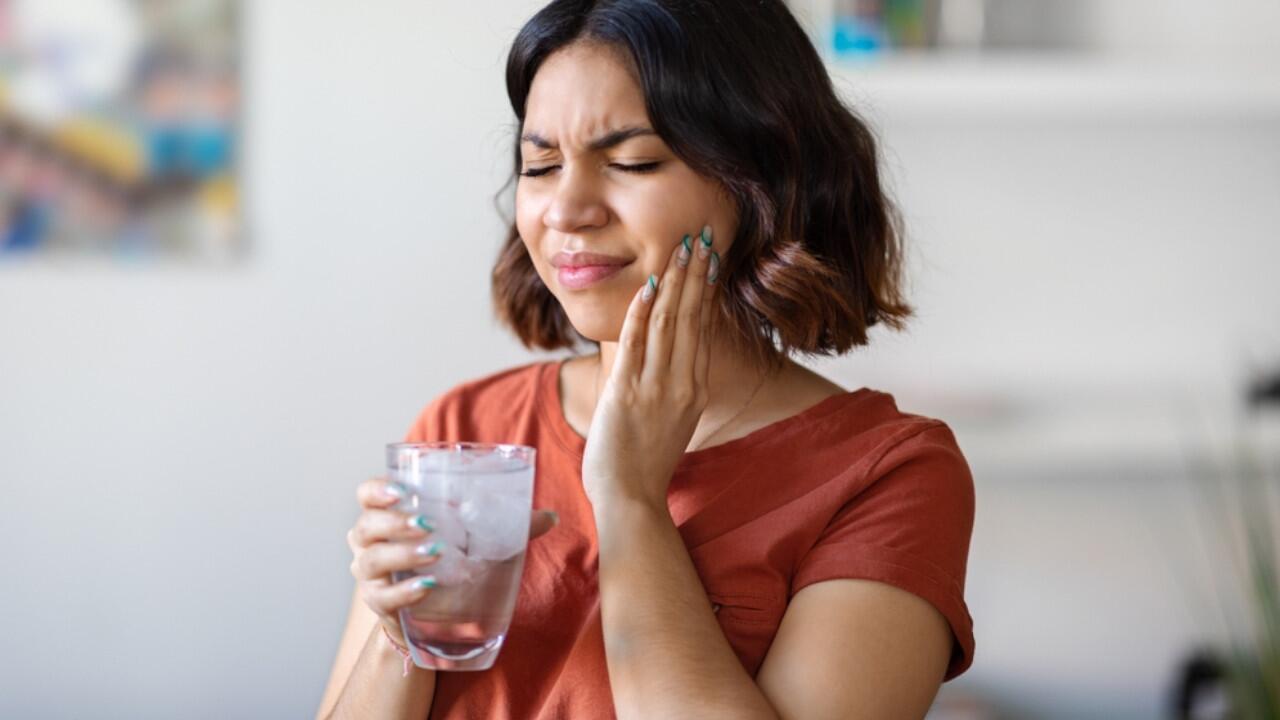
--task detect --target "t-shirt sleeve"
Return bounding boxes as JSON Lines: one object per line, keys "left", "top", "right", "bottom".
{"left": 791, "top": 421, "right": 976, "bottom": 681}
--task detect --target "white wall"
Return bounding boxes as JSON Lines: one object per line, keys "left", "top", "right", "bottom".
{"left": 1, "top": 1, "right": 1277, "bottom": 718}
{"left": 0, "top": 2, "right": 546, "bottom": 717}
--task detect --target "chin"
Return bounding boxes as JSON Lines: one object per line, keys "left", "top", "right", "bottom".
{"left": 562, "top": 307, "right": 624, "bottom": 344}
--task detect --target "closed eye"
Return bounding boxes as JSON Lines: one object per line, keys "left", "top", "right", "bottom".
{"left": 518, "top": 162, "right": 662, "bottom": 178}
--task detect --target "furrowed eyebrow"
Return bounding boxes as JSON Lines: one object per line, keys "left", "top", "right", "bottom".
{"left": 520, "top": 126, "right": 657, "bottom": 152}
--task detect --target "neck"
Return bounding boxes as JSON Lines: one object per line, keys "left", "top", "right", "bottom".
{"left": 591, "top": 332, "right": 781, "bottom": 450}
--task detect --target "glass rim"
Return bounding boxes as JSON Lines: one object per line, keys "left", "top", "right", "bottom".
{"left": 386, "top": 441, "right": 535, "bottom": 454}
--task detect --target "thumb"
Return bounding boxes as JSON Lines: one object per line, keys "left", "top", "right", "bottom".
{"left": 528, "top": 509, "right": 560, "bottom": 540}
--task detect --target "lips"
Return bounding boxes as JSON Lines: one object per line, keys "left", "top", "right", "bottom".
{"left": 551, "top": 251, "right": 633, "bottom": 290}
{"left": 556, "top": 263, "right": 629, "bottom": 290}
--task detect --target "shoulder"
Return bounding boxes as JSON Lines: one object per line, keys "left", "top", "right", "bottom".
{"left": 850, "top": 392, "right": 972, "bottom": 505}
{"left": 788, "top": 393, "right": 977, "bottom": 680}
{"left": 797, "top": 381, "right": 969, "bottom": 474}
{"left": 403, "top": 360, "right": 551, "bottom": 443}
{"left": 794, "top": 388, "right": 974, "bottom": 538}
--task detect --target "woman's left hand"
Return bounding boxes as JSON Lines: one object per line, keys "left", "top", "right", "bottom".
{"left": 581, "top": 225, "right": 721, "bottom": 514}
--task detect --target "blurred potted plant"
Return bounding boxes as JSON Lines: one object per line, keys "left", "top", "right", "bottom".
{"left": 1180, "top": 375, "right": 1280, "bottom": 719}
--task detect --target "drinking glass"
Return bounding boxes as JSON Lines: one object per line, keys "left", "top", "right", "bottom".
{"left": 386, "top": 442, "right": 535, "bottom": 671}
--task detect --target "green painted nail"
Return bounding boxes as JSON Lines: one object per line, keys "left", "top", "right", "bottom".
{"left": 416, "top": 540, "right": 445, "bottom": 557}
{"left": 682, "top": 235, "right": 692, "bottom": 253}
{"left": 414, "top": 576, "right": 437, "bottom": 590}
{"left": 707, "top": 251, "right": 721, "bottom": 284}
{"left": 410, "top": 515, "right": 434, "bottom": 532}
{"left": 700, "top": 225, "right": 713, "bottom": 248}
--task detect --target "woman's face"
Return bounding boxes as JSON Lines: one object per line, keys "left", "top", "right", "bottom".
{"left": 515, "top": 41, "right": 738, "bottom": 343}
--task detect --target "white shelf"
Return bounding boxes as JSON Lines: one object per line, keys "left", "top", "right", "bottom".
{"left": 825, "top": 52, "right": 1280, "bottom": 120}
{"left": 951, "top": 402, "right": 1280, "bottom": 478}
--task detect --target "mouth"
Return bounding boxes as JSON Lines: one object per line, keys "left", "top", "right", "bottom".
{"left": 556, "top": 262, "right": 632, "bottom": 290}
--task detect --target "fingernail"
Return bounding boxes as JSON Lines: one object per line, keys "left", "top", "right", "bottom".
{"left": 547, "top": 510, "right": 560, "bottom": 526}
{"left": 642, "top": 274, "right": 657, "bottom": 302}
{"left": 707, "top": 251, "right": 720, "bottom": 284}
{"left": 416, "top": 540, "right": 445, "bottom": 557}
{"left": 414, "top": 575, "right": 437, "bottom": 590}
{"left": 677, "top": 235, "right": 692, "bottom": 268}
{"left": 382, "top": 482, "right": 406, "bottom": 500}
{"left": 408, "top": 515, "right": 434, "bottom": 533}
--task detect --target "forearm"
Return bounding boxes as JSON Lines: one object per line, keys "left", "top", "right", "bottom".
{"left": 322, "top": 626, "right": 436, "bottom": 720}
{"left": 595, "top": 499, "right": 779, "bottom": 720}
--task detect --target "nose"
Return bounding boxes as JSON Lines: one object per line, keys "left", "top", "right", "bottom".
{"left": 542, "top": 164, "right": 609, "bottom": 234}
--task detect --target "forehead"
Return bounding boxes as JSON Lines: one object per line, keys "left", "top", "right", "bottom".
{"left": 523, "top": 42, "right": 650, "bottom": 142}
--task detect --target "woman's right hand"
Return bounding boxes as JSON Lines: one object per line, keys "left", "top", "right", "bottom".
{"left": 347, "top": 477, "right": 446, "bottom": 644}
{"left": 347, "top": 477, "right": 560, "bottom": 645}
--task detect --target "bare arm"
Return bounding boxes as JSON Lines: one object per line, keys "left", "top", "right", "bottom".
{"left": 596, "top": 499, "right": 953, "bottom": 719}
{"left": 316, "top": 585, "right": 437, "bottom": 719}
{"left": 596, "top": 499, "right": 780, "bottom": 719}
{"left": 756, "top": 579, "right": 953, "bottom": 720}
{"left": 316, "top": 477, "right": 444, "bottom": 719}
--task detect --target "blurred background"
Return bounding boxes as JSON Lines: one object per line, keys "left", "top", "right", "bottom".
{"left": 0, "top": 0, "right": 240, "bottom": 261}
{"left": 1, "top": 1, "right": 1277, "bottom": 718}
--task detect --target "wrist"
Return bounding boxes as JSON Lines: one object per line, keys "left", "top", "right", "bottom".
{"left": 592, "top": 495, "right": 673, "bottom": 556}
{"left": 379, "top": 624, "right": 418, "bottom": 677}
{"left": 591, "top": 491, "right": 668, "bottom": 524}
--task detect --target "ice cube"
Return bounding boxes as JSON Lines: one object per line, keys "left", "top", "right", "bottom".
{"left": 417, "top": 542, "right": 475, "bottom": 586}
{"left": 457, "top": 488, "right": 530, "bottom": 562}
{"left": 399, "top": 468, "right": 454, "bottom": 503}
{"left": 416, "top": 498, "right": 469, "bottom": 552}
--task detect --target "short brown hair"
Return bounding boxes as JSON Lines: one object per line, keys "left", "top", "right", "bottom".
{"left": 492, "top": 0, "right": 911, "bottom": 369}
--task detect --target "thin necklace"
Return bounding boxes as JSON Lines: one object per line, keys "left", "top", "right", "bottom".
{"left": 593, "top": 358, "right": 770, "bottom": 453}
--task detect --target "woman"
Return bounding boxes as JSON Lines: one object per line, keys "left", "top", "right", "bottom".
{"left": 319, "top": 1, "right": 975, "bottom": 717}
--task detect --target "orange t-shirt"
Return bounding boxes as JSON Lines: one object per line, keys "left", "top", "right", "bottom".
{"left": 404, "top": 359, "right": 976, "bottom": 719}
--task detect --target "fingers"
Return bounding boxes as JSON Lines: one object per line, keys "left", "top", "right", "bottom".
{"left": 362, "top": 573, "right": 439, "bottom": 617}
{"left": 350, "top": 538, "right": 445, "bottom": 581}
{"left": 668, "top": 225, "right": 716, "bottom": 388}
{"left": 693, "top": 225, "right": 719, "bottom": 388}
{"left": 529, "top": 509, "right": 560, "bottom": 540}
{"left": 612, "top": 271, "right": 657, "bottom": 383}
{"left": 357, "top": 476, "right": 408, "bottom": 510}
{"left": 613, "top": 224, "right": 720, "bottom": 395}
{"left": 695, "top": 268, "right": 716, "bottom": 388}
{"left": 347, "top": 509, "right": 433, "bottom": 550}
{"left": 640, "top": 234, "right": 694, "bottom": 383}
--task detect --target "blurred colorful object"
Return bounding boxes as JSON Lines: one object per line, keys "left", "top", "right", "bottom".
{"left": 831, "top": 0, "right": 932, "bottom": 56}
{"left": 0, "top": 0, "right": 240, "bottom": 261}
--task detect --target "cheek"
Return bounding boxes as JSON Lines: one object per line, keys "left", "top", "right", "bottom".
{"left": 514, "top": 185, "right": 549, "bottom": 274}
{"left": 634, "top": 168, "right": 725, "bottom": 229}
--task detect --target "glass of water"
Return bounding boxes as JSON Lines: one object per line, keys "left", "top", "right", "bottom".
{"left": 385, "top": 442, "right": 535, "bottom": 671}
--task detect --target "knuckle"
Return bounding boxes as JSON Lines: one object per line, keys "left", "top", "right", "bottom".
{"left": 358, "top": 477, "right": 381, "bottom": 503}
{"left": 623, "top": 333, "right": 645, "bottom": 351}
{"left": 654, "top": 311, "right": 677, "bottom": 331}
{"left": 354, "top": 551, "right": 376, "bottom": 579}
{"left": 672, "top": 386, "right": 695, "bottom": 407}
{"left": 360, "top": 588, "right": 383, "bottom": 614}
